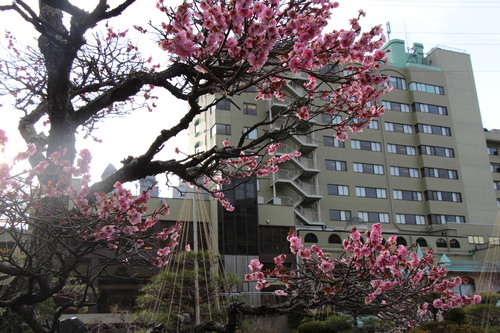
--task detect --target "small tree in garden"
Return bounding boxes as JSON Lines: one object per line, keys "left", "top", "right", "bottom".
{"left": 135, "top": 251, "right": 240, "bottom": 331}
{"left": 0, "top": 0, "right": 473, "bottom": 332}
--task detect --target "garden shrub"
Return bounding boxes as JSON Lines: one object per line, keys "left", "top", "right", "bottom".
{"left": 464, "top": 303, "right": 500, "bottom": 327}
{"left": 443, "top": 307, "right": 466, "bottom": 324}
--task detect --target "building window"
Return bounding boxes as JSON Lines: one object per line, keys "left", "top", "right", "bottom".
{"left": 211, "top": 124, "right": 231, "bottom": 137}
{"left": 494, "top": 182, "right": 500, "bottom": 190}
{"left": 358, "top": 211, "right": 389, "bottom": 223}
{"left": 243, "top": 127, "right": 258, "bottom": 140}
{"left": 390, "top": 166, "right": 420, "bottom": 178}
{"left": 304, "top": 233, "right": 318, "bottom": 243}
{"left": 490, "top": 164, "right": 500, "bottom": 173}
{"left": 419, "top": 145, "right": 455, "bottom": 158}
{"left": 382, "top": 100, "right": 410, "bottom": 112}
{"left": 194, "top": 119, "right": 200, "bottom": 136}
{"left": 488, "top": 147, "right": 499, "bottom": 155}
{"left": 489, "top": 237, "right": 500, "bottom": 245}
{"left": 416, "top": 123, "right": 451, "bottom": 136}
{"left": 353, "top": 162, "right": 384, "bottom": 175}
{"left": 425, "top": 191, "right": 462, "bottom": 202}
{"left": 325, "top": 160, "right": 347, "bottom": 171}
{"left": 396, "top": 237, "right": 407, "bottom": 246}
{"left": 384, "top": 122, "right": 413, "bottom": 134}
{"left": 194, "top": 141, "right": 201, "bottom": 154}
{"left": 243, "top": 103, "right": 257, "bottom": 115}
{"left": 393, "top": 190, "right": 423, "bottom": 201}
{"left": 468, "top": 236, "right": 485, "bottom": 244}
{"left": 396, "top": 214, "right": 425, "bottom": 225}
{"left": 259, "top": 226, "right": 291, "bottom": 254}
{"left": 422, "top": 167, "right": 458, "bottom": 179}
{"left": 387, "top": 144, "right": 417, "bottom": 156}
{"left": 413, "top": 102, "right": 448, "bottom": 115}
{"left": 327, "top": 184, "right": 349, "bottom": 196}
{"left": 387, "top": 77, "right": 407, "bottom": 90}
{"left": 429, "top": 214, "right": 465, "bottom": 225}
{"left": 322, "top": 114, "right": 342, "bottom": 124}
{"left": 219, "top": 179, "right": 259, "bottom": 255}
{"left": 329, "top": 209, "right": 351, "bottom": 221}
{"left": 351, "top": 139, "right": 381, "bottom": 152}
{"left": 409, "top": 82, "right": 445, "bottom": 95}
{"left": 328, "top": 234, "right": 342, "bottom": 244}
{"left": 355, "top": 186, "right": 387, "bottom": 199}
{"left": 216, "top": 99, "right": 231, "bottom": 110}
{"left": 416, "top": 237, "right": 428, "bottom": 247}
{"left": 450, "top": 239, "right": 460, "bottom": 248}
{"left": 436, "top": 238, "right": 447, "bottom": 248}
{"left": 323, "top": 136, "right": 345, "bottom": 148}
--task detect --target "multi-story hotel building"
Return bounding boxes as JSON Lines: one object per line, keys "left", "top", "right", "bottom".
{"left": 187, "top": 39, "right": 500, "bottom": 297}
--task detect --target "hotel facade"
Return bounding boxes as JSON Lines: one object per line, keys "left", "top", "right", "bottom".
{"left": 185, "top": 39, "right": 500, "bottom": 298}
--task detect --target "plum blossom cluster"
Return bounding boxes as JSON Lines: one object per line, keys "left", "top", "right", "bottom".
{"left": 246, "top": 223, "right": 481, "bottom": 324}
{"left": 0, "top": 133, "right": 180, "bottom": 266}
{"left": 158, "top": 0, "right": 391, "bottom": 141}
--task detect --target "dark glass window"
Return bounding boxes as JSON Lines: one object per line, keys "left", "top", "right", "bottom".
{"left": 259, "top": 226, "right": 290, "bottom": 254}
{"left": 211, "top": 124, "right": 231, "bottom": 137}
{"left": 325, "top": 160, "right": 347, "bottom": 171}
{"left": 450, "top": 239, "right": 460, "bottom": 248}
{"left": 327, "top": 184, "right": 349, "bottom": 196}
{"left": 328, "top": 234, "right": 342, "bottom": 244}
{"left": 422, "top": 167, "right": 458, "bottom": 179}
{"left": 488, "top": 147, "right": 499, "bottom": 155}
{"left": 216, "top": 99, "right": 231, "bottom": 110}
{"left": 387, "top": 77, "right": 407, "bottom": 90}
{"left": 396, "top": 237, "right": 407, "bottom": 247}
{"left": 413, "top": 103, "right": 448, "bottom": 115}
{"left": 416, "top": 124, "right": 451, "bottom": 136}
{"left": 436, "top": 238, "right": 447, "bottom": 248}
{"left": 218, "top": 178, "right": 258, "bottom": 255}
{"left": 491, "top": 164, "right": 500, "bottom": 173}
{"left": 243, "top": 103, "right": 257, "bottom": 115}
{"left": 304, "top": 233, "right": 318, "bottom": 243}
{"left": 329, "top": 209, "right": 351, "bottom": 221}
{"left": 419, "top": 145, "right": 455, "bottom": 158}
{"left": 416, "top": 238, "right": 428, "bottom": 247}
{"left": 323, "top": 136, "right": 345, "bottom": 148}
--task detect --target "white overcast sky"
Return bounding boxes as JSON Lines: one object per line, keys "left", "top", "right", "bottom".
{"left": 0, "top": 0, "right": 499, "bottom": 188}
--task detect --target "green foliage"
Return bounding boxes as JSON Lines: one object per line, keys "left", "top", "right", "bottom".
{"left": 443, "top": 307, "right": 466, "bottom": 324}
{"left": 287, "top": 311, "right": 306, "bottom": 329}
{"left": 358, "top": 317, "right": 396, "bottom": 333}
{"left": 464, "top": 303, "right": 500, "bottom": 327}
{"left": 485, "top": 328, "right": 500, "bottom": 333}
{"left": 409, "top": 320, "right": 485, "bottom": 333}
{"left": 325, "top": 314, "right": 354, "bottom": 331}
{"left": 134, "top": 251, "right": 241, "bottom": 331}
{"left": 297, "top": 314, "right": 353, "bottom": 333}
{"left": 479, "top": 293, "right": 500, "bottom": 305}
{"left": 297, "top": 320, "right": 331, "bottom": 333}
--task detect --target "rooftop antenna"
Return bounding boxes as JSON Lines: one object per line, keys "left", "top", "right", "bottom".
{"left": 386, "top": 22, "right": 391, "bottom": 41}
{"left": 402, "top": 14, "right": 410, "bottom": 52}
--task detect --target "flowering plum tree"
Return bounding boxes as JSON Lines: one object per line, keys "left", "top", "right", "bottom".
{"left": 245, "top": 223, "right": 481, "bottom": 326}
{"left": 191, "top": 224, "right": 481, "bottom": 332}
{"left": 0, "top": 0, "right": 391, "bottom": 331}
